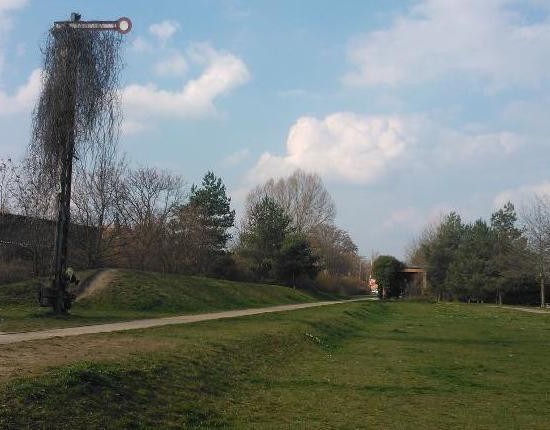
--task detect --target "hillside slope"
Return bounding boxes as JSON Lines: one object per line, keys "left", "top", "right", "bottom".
{"left": 0, "top": 269, "right": 319, "bottom": 332}
{"left": 76, "top": 269, "right": 317, "bottom": 313}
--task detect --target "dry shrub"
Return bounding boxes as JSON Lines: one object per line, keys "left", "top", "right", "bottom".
{"left": 315, "top": 272, "right": 367, "bottom": 296}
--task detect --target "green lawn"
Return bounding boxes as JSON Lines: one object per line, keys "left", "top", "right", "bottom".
{"left": 0, "top": 269, "right": 319, "bottom": 332}
{"left": 1, "top": 301, "right": 549, "bottom": 428}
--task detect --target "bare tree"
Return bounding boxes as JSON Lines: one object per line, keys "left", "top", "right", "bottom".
{"left": 0, "top": 158, "right": 17, "bottom": 214}
{"left": 116, "top": 166, "right": 185, "bottom": 271}
{"left": 309, "top": 223, "right": 359, "bottom": 276}
{"left": 10, "top": 155, "right": 57, "bottom": 274}
{"left": 245, "top": 169, "right": 336, "bottom": 233}
{"left": 72, "top": 137, "right": 126, "bottom": 267}
{"left": 166, "top": 203, "right": 216, "bottom": 274}
{"left": 404, "top": 220, "right": 439, "bottom": 266}
{"left": 522, "top": 194, "right": 550, "bottom": 307}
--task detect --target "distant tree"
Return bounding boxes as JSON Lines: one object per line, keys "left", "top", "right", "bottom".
{"left": 489, "top": 202, "right": 530, "bottom": 304}
{"left": 423, "top": 212, "right": 463, "bottom": 300}
{"left": 372, "top": 255, "right": 405, "bottom": 299}
{"left": 408, "top": 205, "right": 541, "bottom": 304}
{"left": 117, "top": 166, "right": 185, "bottom": 271}
{"left": 72, "top": 137, "right": 126, "bottom": 267}
{"left": 10, "top": 155, "right": 57, "bottom": 275}
{"left": 167, "top": 203, "right": 216, "bottom": 274}
{"left": 245, "top": 169, "right": 336, "bottom": 233}
{"left": 189, "top": 171, "right": 235, "bottom": 254}
{"left": 0, "top": 158, "right": 16, "bottom": 214}
{"left": 276, "top": 233, "right": 319, "bottom": 288}
{"left": 522, "top": 195, "right": 550, "bottom": 307}
{"left": 447, "top": 219, "right": 496, "bottom": 302}
{"left": 405, "top": 221, "right": 438, "bottom": 267}
{"left": 239, "top": 196, "right": 291, "bottom": 279}
{"left": 308, "top": 223, "right": 359, "bottom": 276}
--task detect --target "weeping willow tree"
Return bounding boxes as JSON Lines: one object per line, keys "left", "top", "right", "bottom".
{"left": 31, "top": 17, "right": 124, "bottom": 313}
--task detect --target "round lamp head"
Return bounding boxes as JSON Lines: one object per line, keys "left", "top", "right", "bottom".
{"left": 117, "top": 17, "right": 132, "bottom": 34}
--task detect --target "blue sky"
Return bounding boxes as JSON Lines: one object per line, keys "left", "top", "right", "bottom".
{"left": 1, "top": 0, "right": 550, "bottom": 259}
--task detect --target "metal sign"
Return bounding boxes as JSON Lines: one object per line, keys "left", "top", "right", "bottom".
{"left": 53, "top": 17, "right": 132, "bottom": 34}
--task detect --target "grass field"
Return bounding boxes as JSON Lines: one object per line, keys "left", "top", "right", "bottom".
{"left": 0, "top": 269, "right": 319, "bottom": 332}
{"left": 1, "top": 301, "right": 549, "bottom": 428}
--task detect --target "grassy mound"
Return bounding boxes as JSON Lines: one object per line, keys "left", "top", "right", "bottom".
{"left": 77, "top": 269, "right": 315, "bottom": 313}
{"left": 0, "top": 269, "right": 100, "bottom": 306}
{"left": 0, "top": 269, "right": 319, "bottom": 332}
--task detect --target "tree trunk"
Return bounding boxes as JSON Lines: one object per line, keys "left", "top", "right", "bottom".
{"left": 53, "top": 135, "right": 75, "bottom": 314}
{"left": 541, "top": 273, "right": 545, "bottom": 308}
{"left": 95, "top": 210, "right": 105, "bottom": 266}
{"left": 52, "top": 41, "right": 77, "bottom": 315}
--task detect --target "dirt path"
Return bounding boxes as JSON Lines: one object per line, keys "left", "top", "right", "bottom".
{"left": 491, "top": 305, "right": 550, "bottom": 315}
{"left": 0, "top": 298, "right": 373, "bottom": 345}
{"left": 75, "top": 268, "right": 118, "bottom": 301}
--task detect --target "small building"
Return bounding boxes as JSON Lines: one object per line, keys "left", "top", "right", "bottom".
{"left": 401, "top": 265, "right": 427, "bottom": 296}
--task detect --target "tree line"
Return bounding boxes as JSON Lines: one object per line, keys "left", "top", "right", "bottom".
{"left": 1, "top": 148, "right": 365, "bottom": 294}
{"left": 406, "top": 201, "right": 550, "bottom": 306}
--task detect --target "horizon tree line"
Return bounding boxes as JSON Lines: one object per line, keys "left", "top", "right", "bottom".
{"left": 406, "top": 200, "right": 550, "bottom": 306}
{"left": 0, "top": 150, "right": 365, "bottom": 294}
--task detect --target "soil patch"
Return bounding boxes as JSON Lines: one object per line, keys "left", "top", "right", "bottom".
{"left": 0, "top": 334, "right": 174, "bottom": 382}
{"left": 76, "top": 269, "right": 118, "bottom": 301}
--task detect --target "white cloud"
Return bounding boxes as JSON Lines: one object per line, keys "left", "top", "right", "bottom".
{"left": 248, "top": 113, "right": 411, "bottom": 184}
{"left": 494, "top": 182, "right": 550, "bottom": 208}
{"left": 344, "top": 0, "right": 550, "bottom": 89}
{"left": 247, "top": 112, "right": 526, "bottom": 185}
{"left": 122, "top": 44, "right": 250, "bottom": 123}
{"left": 149, "top": 20, "right": 180, "bottom": 43}
{"left": 421, "top": 125, "right": 524, "bottom": 163}
{"left": 0, "top": 0, "right": 27, "bottom": 76}
{"left": 0, "top": 68, "right": 42, "bottom": 116}
{"left": 154, "top": 53, "right": 188, "bottom": 77}
{"left": 0, "top": 0, "right": 27, "bottom": 10}
{"left": 222, "top": 148, "right": 250, "bottom": 166}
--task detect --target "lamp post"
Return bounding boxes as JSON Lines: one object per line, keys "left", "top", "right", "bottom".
{"left": 50, "top": 13, "right": 131, "bottom": 314}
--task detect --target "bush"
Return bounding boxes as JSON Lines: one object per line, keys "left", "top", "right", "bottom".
{"left": 314, "top": 272, "right": 367, "bottom": 296}
{"left": 372, "top": 255, "right": 405, "bottom": 299}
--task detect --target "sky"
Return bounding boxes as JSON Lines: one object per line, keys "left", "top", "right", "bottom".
{"left": 1, "top": 0, "right": 550, "bottom": 259}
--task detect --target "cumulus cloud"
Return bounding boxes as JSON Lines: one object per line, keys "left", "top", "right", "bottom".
{"left": 0, "top": 68, "right": 41, "bottom": 116}
{"left": 249, "top": 113, "right": 411, "bottom": 184}
{"left": 247, "top": 112, "right": 526, "bottom": 185}
{"left": 344, "top": 0, "right": 550, "bottom": 89}
{"left": 149, "top": 20, "right": 180, "bottom": 43}
{"left": 122, "top": 44, "right": 250, "bottom": 122}
{"left": 154, "top": 53, "right": 188, "bottom": 77}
